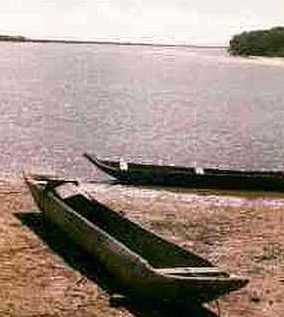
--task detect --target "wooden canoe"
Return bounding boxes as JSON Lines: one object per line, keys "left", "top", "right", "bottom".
{"left": 24, "top": 174, "right": 248, "bottom": 305}
{"left": 84, "top": 152, "right": 284, "bottom": 191}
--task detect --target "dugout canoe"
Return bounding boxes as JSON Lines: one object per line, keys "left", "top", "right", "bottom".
{"left": 24, "top": 173, "right": 248, "bottom": 305}
{"left": 84, "top": 152, "right": 284, "bottom": 191}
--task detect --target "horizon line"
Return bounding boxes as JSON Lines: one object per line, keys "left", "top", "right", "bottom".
{"left": 0, "top": 35, "right": 228, "bottom": 49}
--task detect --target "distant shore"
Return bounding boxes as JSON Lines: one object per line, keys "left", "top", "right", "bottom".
{"left": 0, "top": 35, "right": 27, "bottom": 42}
{"left": 0, "top": 35, "right": 226, "bottom": 49}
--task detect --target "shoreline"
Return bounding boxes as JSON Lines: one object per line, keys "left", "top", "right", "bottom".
{"left": 237, "top": 55, "right": 284, "bottom": 67}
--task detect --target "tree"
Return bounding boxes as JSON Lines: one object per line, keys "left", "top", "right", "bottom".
{"left": 228, "top": 27, "right": 284, "bottom": 57}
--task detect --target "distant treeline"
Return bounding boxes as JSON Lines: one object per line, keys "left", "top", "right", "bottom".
{"left": 229, "top": 27, "right": 284, "bottom": 57}
{"left": 0, "top": 35, "right": 27, "bottom": 42}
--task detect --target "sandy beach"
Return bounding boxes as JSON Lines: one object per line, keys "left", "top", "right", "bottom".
{"left": 0, "top": 178, "right": 283, "bottom": 317}
{"left": 234, "top": 55, "right": 284, "bottom": 68}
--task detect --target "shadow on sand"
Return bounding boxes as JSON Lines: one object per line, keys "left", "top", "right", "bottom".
{"left": 15, "top": 211, "right": 218, "bottom": 317}
{"left": 97, "top": 179, "right": 284, "bottom": 200}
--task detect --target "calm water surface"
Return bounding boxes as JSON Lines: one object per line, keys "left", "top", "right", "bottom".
{"left": 1, "top": 42, "right": 284, "bottom": 179}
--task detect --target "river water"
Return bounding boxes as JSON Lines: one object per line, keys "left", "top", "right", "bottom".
{"left": 1, "top": 42, "right": 284, "bottom": 179}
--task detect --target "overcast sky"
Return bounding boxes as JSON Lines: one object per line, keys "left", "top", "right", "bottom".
{"left": 1, "top": 1, "right": 284, "bottom": 45}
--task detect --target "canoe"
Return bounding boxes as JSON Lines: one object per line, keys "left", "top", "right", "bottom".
{"left": 24, "top": 173, "right": 248, "bottom": 305}
{"left": 84, "top": 153, "right": 284, "bottom": 191}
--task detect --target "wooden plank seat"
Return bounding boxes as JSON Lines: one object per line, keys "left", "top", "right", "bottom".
{"left": 155, "top": 267, "right": 228, "bottom": 277}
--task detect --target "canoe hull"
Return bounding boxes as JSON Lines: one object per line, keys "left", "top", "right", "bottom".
{"left": 84, "top": 153, "right": 284, "bottom": 191}
{"left": 25, "top": 175, "right": 248, "bottom": 304}
{"left": 101, "top": 169, "right": 284, "bottom": 190}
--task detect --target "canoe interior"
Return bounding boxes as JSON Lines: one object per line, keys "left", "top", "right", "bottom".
{"left": 60, "top": 190, "right": 213, "bottom": 270}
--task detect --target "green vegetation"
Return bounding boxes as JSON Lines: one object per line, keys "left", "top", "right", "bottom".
{"left": 0, "top": 35, "right": 27, "bottom": 42}
{"left": 229, "top": 27, "right": 284, "bottom": 57}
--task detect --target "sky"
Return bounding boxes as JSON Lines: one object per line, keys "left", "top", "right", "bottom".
{"left": 0, "top": 1, "right": 284, "bottom": 45}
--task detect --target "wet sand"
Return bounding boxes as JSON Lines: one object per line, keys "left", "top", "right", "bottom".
{"left": 0, "top": 179, "right": 283, "bottom": 316}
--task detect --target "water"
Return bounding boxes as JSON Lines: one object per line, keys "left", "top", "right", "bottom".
{"left": 1, "top": 42, "right": 284, "bottom": 179}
